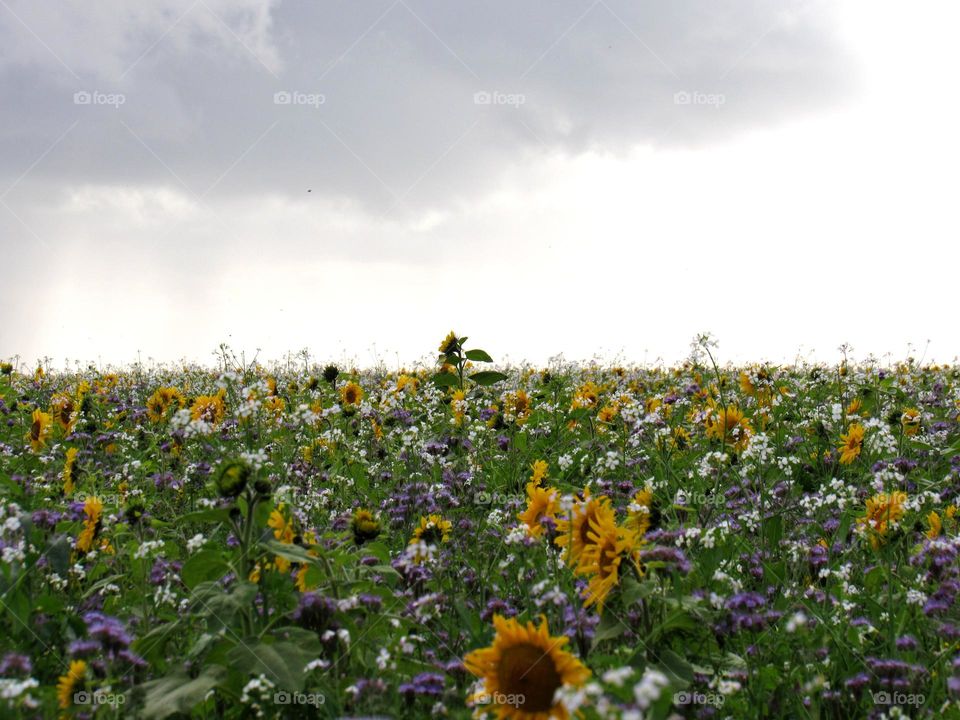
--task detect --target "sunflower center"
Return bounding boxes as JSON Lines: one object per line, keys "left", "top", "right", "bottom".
{"left": 30, "top": 419, "right": 42, "bottom": 441}
{"left": 419, "top": 525, "right": 443, "bottom": 544}
{"left": 497, "top": 642, "right": 562, "bottom": 713}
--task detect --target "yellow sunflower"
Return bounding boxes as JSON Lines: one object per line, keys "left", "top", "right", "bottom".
{"left": 27, "top": 408, "right": 52, "bottom": 452}
{"left": 57, "top": 659, "right": 87, "bottom": 709}
{"left": 577, "top": 516, "right": 637, "bottom": 612}
{"left": 901, "top": 408, "right": 921, "bottom": 436}
{"left": 351, "top": 509, "right": 381, "bottom": 544}
{"left": 76, "top": 496, "right": 103, "bottom": 553}
{"left": 340, "top": 381, "right": 364, "bottom": 407}
{"left": 529, "top": 460, "right": 549, "bottom": 487}
{"left": 451, "top": 389, "right": 467, "bottom": 425}
{"left": 410, "top": 514, "right": 452, "bottom": 545}
{"left": 464, "top": 615, "right": 590, "bottom": 720}
{"left": 705, "top": 405, "right": 752, "bottom": 452}
{"left": 190, "top": 389, "right": 226, "bottom": 425}
{"left": 50, "top": 393, "right": 76, "bottom": 432}
{"left": 626, "top": 486, "right": 654, "bottom": 539}
{"left": 554, "top": 490, "right": 615, "bottom": 568}
{"left": 926, "top": 511, "right": 942, "bottom": 540}
{"left": 268, "top": 503, "right": 296, "bottom": 572}
{"left": 857, "top": 491, "right": 907, "bottom": 549}
{"left": 518, "top": 484, "right": 560, "bottom": 538}
{"left": 439, "top": 331, "right": 459, "bottom": 355}
{"left": 838, "top": 423, "right": 865, "bottom": 465}
{"left": 63, "top": 447, "right": 79, "bottom": 496}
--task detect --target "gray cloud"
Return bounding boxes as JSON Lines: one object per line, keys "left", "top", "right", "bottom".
{"left": 0, "top": 0, "right": 856, "bottom": 213}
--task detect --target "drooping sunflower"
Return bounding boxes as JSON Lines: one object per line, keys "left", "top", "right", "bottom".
{"left": 705, "top": 405, "right": 752, "bottom": 452}
{"left": 464, "top": 614, "right": 590, "bottom": 720}
{"left": 554, "top": 490, "right": 615, "bottom": 568}
{"left": 518, "top": 484, "right": 560, "bottom": 538}
{"left": 838, "top": 423, "right": 865, "bottom": 465}
{"left": 577, "top": 515, "right": 637, "bottom": 612}
{"left": 26, "top": 408, "right": 52, "bottom": 452}
{"left": 340, "top": 381, "right": 364, "bottom": 407}
{"left": 410, "top": 514, "right": 452, "bottom": 546}
{"left": 926, "top": 510, "right": 942, "bottom": 540}
{"left": 56, "top": 659, "right": 87, "bottom": 709}
{"left": 857, "top": 490, "right": 907, "bottom": 549}
{"left": 75, "top": 496, "right": 103, "bottom": 553}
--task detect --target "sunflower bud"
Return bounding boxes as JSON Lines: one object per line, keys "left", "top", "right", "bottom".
{"left": 323, "top": 365, "right": 339, "bottom": 384}
{"left": 0, "top": 363, "right": 12, "bottom": 375}
{"left": 216, "top": 461, "right": 251, "bottom": 498}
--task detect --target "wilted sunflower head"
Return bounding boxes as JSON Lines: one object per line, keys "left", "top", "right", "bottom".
{"left": 463, "top": 614, "right": 590, "bottom": 719}
{"left": 216, "top": 460, "right": 251, "bottom": 498}
{"left": 323, "top": 364, "right": 340, "bottom": 384}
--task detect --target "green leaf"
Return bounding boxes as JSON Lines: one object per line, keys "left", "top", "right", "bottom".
{"left": 262, "top": 540, "right": 321, "bottom": 566}
{"left": 180, "top": 508, "right": 232, "bottom": 525}
{"left": 658, "top": 649, "right": 695, "bottom": 683}
{"left": 228, "top": 639, "right": 321, "bottom": 692}
{"left": 181, "top": 550, "right": 231, "bottom": 590}
{"left": 592, "top": 613, "right": 628, "bottom": 647}
{"left": 432, "top": 372, "right": 459, "bottom": 388}
{"left": 469, "top": 371, "right": 508, "bottom": 386}
{"left": 465, "top": 349, "right": 494, "bottom": 363}
{"left": 141, "top": 665, "right": 227, "bottom": 720}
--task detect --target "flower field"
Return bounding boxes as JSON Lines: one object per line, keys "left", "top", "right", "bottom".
{"left": 1, "top": 334, "right": 958, "bottom": 719}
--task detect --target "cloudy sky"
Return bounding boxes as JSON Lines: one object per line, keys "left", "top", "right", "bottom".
{"left": 1, "top": 0, "right": 957, "bottom": 369}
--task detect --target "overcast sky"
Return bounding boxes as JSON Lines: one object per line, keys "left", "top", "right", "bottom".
{"left": 1, "top": 0, "right": 957, "bottom": 369}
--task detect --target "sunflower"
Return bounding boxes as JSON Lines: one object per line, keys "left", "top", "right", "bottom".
{"left": 351, "top": 509, "right": 381, "bottom": 545}
{"left": 577, "top": 516, "right": 636, "bottom": 612}
{"left": 857, "top": 491, "right": 907, "bottom": 549}
{"left": 268, "top": 503, "right": 295, "bottom": 572}
{"left": 926, "top": 511, "right": 942, "bottom": 540}
{"left": 523, "top": 461, "right": 547, "bottom": 488}
{"left": 554, "top": 490, "right": 615, "bottom": 568}
{"left": 503, "top": 390, "right": 532, "bottom": 425}
{"left": 838, "top": 423, "right": 865, "bottom": 465}
{"left": 451, "top": 389, "right": 467, "bottom": 425}
{"left": 63, "top": 447, "right": 79, "bottom": 496}
{"left": 570, "top": 382, "right": 600, "bottom": 410}
{"left": 410, "top": 514, "right": 452, "bottom": 545}
{"left": 76, "top": 496, "right": 103, "bottom": 553}
{"left": 626, "top": 486, "right": 654, "bottom": 539}
{"left": 190, "top": 389, "right": 226, "bottom": 425}
{"left": 395, "top": 374, "right": 419, "bottom": 394}
{"left": 340, "top": 381, "right": 364, "bottom": 407}
{"left": 57, "top": 659, "right": 87, "bottom": 709}
{"left": 464, "top": 614, "right": 590, "bottom": 720}
{"left": 518, "top": 484, "right": 560, "bottom": 538}
{"left": 51, "top": 393, "right": 76, "bottom": 432}
{"left": 147, "top": 386, "right": 185, "bottom": 422}
{"left": 901, "top": 408, "right": 921, "bottom": 436}
{"left": 26, "top": 408, "right": 52, "bottom": 452}
{"left": 705, "top": 405, "right": 752, "bottom": 452}
{"left": 438, "top": 331, "right": 459, "bottom": 356}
